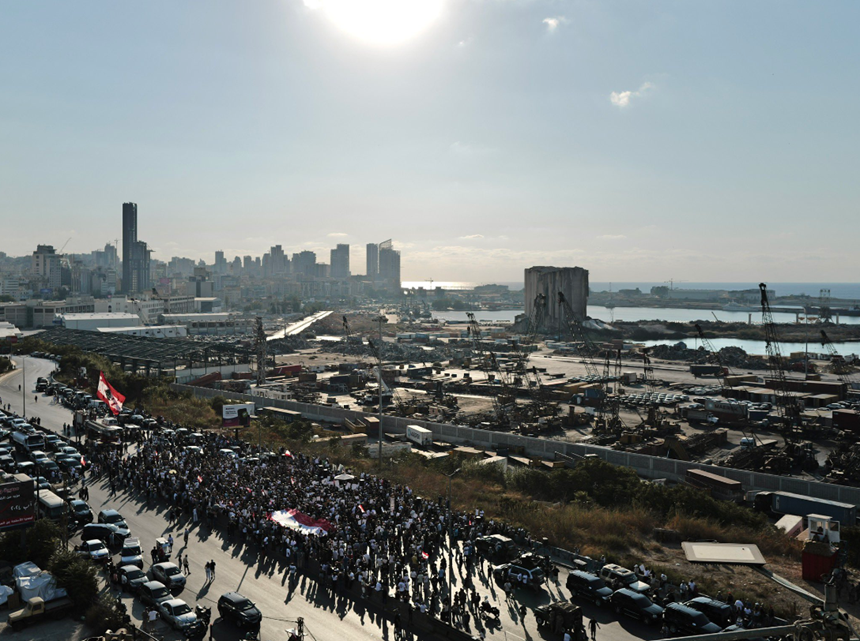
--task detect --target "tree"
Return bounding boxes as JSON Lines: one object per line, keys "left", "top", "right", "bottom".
{"left": 26, "top": 519, "right": 61, "bottom": 568}
{"left": 50, "top": 549, "right": 98, "bottom": 608}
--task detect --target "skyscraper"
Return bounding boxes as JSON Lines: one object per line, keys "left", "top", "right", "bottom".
{"left": 121, "top": 202, "right": 151, "bottom": 293}
{"left": 330, "top": 244, "right": 350, "bottom": 279}
{"left": 121, "top": 202, "right": 137, "bottom": 293}
{"left": 292, "top": 251, "right": 317, "bottom": 276}
{"left": 366, "top": 242, "right": 379, "bottom": 279}
{"left": 214, "top": 250, "right": 226, "bottom": 275}
{"left": 378, "top": 240, "right": 401, "bottom": 286}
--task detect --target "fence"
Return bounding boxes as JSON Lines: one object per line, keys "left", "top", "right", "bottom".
{"left": 172, "top": 384, "right": 860, "bottom": 507}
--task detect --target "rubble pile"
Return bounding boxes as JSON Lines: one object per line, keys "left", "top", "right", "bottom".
{"left": 317, "top": 339, "right": 451, "bottom": 364}
{"left": 642, "top": 344, "right": 767, "bottom": 370}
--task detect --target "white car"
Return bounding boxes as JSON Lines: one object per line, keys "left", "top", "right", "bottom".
{"left": 158, "top": 598, "right": 197, "bottom": 630}
{"left": 78, "top": 539, "right": 110, "bottom": 563}
{"left": 219, "top": 448, "right": 238, "bottom": 459}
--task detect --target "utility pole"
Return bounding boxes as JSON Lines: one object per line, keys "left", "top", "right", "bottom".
{"left": 22, "top": 355, "right": 26, "bottom": 418}
{"left": 375, "top": 314, "right": 387, "bottom": 469}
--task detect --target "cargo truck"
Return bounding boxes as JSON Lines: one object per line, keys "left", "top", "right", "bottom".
{"left": 753, "top": 491, "right": 857, "bottom": 525}
{"left": 406, "top": 425, "right": 433, "bottom": 447}
{"left": 8, "top": 596, "right": 75, "bottom": 630}
{"left": 12, "top": 430, "right": 45, "bottom": 455}
{"left": 690, "top": 364, "right": 727, "bottom": 377}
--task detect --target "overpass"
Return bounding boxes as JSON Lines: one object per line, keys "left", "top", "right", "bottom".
{"left": 267, "top": 310, "right": 333, "bottom": 341}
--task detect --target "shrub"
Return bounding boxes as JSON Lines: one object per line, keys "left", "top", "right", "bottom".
{"left": 26, "top": 519, "right": 62, "bottom": 569}
{"left": 49, "top": 549, "right": 98, "bottom": 609}
{"left": 85, "top": 595, "right": 128, "bottom": 634}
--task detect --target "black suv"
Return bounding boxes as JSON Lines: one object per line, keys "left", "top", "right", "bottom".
{"left": 80, "top": 523, "right": 120, "bottom": 548}
{"left": 663, "top": 602, "right": 722, "bottom": 635}
{"left": 610, "top": 588, "right": 663, "bottom": 626}
{"left": 68, "top": 499, "right": 94, "bottom": 525}
{"left": 685, "top": 597, "right": 733, "bottom": 628}
{"left": 218, "top": 592, "right": 262, "bottom": 630}
{"left": 474, "top": 534, "right": 518, "bottom": 561}
{"left": 565, "top": 570, "right": 613, "bottom": 607}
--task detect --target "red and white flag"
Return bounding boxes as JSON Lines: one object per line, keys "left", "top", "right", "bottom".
{"left": 97, "top": 371, "right": 125, "bottom": 416}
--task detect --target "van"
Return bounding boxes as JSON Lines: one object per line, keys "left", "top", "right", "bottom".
{"left": 565, "top": 570, "right": 614, "bottom": 606}
{"left": 599, "top": 564, "right": 651, "bottom": 594}
{"left": 80, "top": 523, "right": 120, "bottom": 548}
{"left": 37, "top": 490, "right": 66, "bottom": 520}
{"left": 139, "top": 581, "right": 172, "bottom": 608}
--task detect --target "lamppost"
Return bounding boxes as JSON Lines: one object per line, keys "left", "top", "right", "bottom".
{"left": 22, "top": 355, "right": 26, "bottom": 419}
{"left": 445, "top": 467, "right": 461, "bottom": 619}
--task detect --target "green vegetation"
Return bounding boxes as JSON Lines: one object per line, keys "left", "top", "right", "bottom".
{"left": 0, "top": 357, "right": 13, "bottom": 375}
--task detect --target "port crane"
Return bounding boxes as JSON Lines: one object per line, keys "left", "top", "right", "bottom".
{"left": 760, "top": 283, "right": 803, "bottom": 439}
{"left": 467, "top": 312, "right": 516, "bottom": 426}
{"left": 820, "top": 330, "right": 855, "bottom": 390}
{"left": 694, "top": 323, "right": 732, "bottom": 388}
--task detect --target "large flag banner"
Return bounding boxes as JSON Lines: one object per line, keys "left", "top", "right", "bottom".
{"left": 269, "top": 510, "right": 332, "bottom": 536}
{"left": 97, "top": 372, "right": 125, "bottom": 416}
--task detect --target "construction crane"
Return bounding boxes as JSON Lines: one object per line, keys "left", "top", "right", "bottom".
{"left": 58, "top": 237, "right": 72, "bottom": 254}
{"left": 760, "top": 283, "right": 803, "bottom": 438}
{"left": 694, "top": 323, "right": 732, "bottom": 387}
{"left": 820, "top": 330, "right": 855, "bottom": 389}
{"left": 516, "top": 294, "right": 547, "bottom": 403}
{"left": 557, "top": 293, "right": 602, "bottom": 380}
{"left": 467, "top": 312, "right": 515, "bottom": 426}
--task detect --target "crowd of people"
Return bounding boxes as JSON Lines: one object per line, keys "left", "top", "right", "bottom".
{"left": 80, "top": 427, "right": 541, "bottom": 637}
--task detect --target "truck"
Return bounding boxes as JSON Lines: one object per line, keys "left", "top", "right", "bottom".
{"left": 753, "top": 491, "right": 857, "bottom": 525}
{"left": 35, "top": 377, "right": 48, "bottom": 392}
{"left": 406, "top": 425, "right": 433, "bottom": 447}
{"left": 12, "top": 430, "right": 45, "bottom": 455}
{"left": 8, "top": 596, "right": 75, "bottom": 630}
{"left": 690, "top": 364, "right": 726, "bottom": 378}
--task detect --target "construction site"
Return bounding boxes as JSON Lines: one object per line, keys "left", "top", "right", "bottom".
{"left": 159, "top": 271, "right": 858, "bottom": 491}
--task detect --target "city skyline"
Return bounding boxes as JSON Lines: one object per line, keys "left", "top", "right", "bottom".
{"left": 1, "top": 1, "right": 858, "bottom": 282}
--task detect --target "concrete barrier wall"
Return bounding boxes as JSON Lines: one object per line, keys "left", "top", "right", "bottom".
{"left": 172, "top": 384, "right": 860, "bottom": 507}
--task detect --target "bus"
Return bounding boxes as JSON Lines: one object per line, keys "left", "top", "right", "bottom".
{"left": 37, "top": 490, "right": 66, "bottom": 521}
{"left": 685, "top": 468, "right": 744, "bottom": 503}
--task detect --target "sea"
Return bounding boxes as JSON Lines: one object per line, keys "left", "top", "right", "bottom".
{"left": 402, "top": 281, "right": 860, "bottom": 299}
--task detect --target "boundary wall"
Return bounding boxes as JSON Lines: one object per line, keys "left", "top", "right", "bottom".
{"left": 172, "top": 383, "right": 860, "bottom": 507}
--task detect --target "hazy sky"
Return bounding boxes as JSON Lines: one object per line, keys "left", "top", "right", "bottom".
{"left": 1, "top": 1, "right": 858, "bottom": 283}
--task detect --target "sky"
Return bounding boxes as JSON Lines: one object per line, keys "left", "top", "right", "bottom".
{"left": 1, "top": 1, "right": 858, "bottom": 284}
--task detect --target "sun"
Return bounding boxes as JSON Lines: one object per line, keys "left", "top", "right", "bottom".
{"left": 313, "top": 0, "right": 445, "bottom": 47}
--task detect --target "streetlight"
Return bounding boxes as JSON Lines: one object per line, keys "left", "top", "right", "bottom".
{"left": 445, "top": 467, "right": 461, "bottom": 621}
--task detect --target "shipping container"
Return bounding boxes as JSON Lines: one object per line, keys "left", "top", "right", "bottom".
{"left": 406, "top": 425, "right": 433, "bottom": 447}
{"left": 686, "top": 469, "right": 743, "bottom": 502}
{"left": 756, "top": 491, "right": 856, "bottom": 525}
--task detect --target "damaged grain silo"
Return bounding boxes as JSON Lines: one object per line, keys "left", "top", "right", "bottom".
{"left": 524, "top": 266, "right": 589, "bottom": 331}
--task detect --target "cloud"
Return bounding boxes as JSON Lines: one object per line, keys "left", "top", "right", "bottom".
{"left": 610, "top": 82, "right": 654, "bottom": 108}
{"left": 449, "top": 141, "right": 496, "bottom": 156}
{"left": 542, "top": 16, "right": 568, "bottom": 32}
{"left": 460, "top": 234, "right": 484, "bottom": 240}
{"left": 598, "top": 234, "right": 626, "bottom": 240}
{"left": 327, "top": 232, "right": 348, "bottom": 238}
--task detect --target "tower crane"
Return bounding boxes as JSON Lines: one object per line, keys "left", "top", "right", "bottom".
{"left": 694, "top": 323, "right": 732, "bottom": 387}
{"left": 760, "top": 283, "right": 803, "bottom": 439}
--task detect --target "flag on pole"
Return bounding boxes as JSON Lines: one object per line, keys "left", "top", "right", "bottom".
{"left": 96, "top": 371, "right": 125, "bottom": 416}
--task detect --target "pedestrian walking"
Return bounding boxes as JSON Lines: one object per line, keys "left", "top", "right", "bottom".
{"left": 168, "top": 534, "right": 174, "bottom": 552}
{"left": 184, "top": 527, "right": 190, "bottom": 544}
{"left": 589, "top": 617, "right": 600, "bottom": 640}
{"left": 204, "top": 561, "right": 211, "bottom": 582}
{"left": 209, "top": 559, "right": 216, "bottom": 579}
{"left": 184, "top": 556, "right": 190, "bottom": 575}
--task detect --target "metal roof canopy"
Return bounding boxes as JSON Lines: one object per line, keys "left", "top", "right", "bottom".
{"left": 681, "top": 541, "right": 766, "bottom": 565}
{"left": 33, "top": 326, "right": 250, "bottom": 364}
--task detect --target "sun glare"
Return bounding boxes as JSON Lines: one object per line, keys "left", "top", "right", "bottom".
{"left": 315, "top": 0, "right": 444, "bottom": 46}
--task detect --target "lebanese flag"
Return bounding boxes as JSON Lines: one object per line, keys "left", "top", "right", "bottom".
{"left": 269, "top": 510, "right": 333, "bottom": 536}
{"left": 97, "top": 372, "right": 125, "bottom": 416}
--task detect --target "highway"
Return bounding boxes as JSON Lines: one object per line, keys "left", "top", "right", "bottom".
{"left": 268, "top": 311, "right": 334, "bottom": 341}
{"left": 0, "top": 357, "right": 661, "bottom": 641}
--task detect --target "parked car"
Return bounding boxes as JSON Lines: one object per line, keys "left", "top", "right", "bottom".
{"left": 77, "top": 539, "right": 110, "bottom": 564}
{"left": 663, "top": 602, "right": 722, "bottom": 635}
{"left": 149, "top": 562, "right": 186, "bottom": 594}
{"left": 139, "top": 581, "right": 172, "bottom": 608}
{"left": 599, "top": 564, "right": 652, "bottom": 594}
{"left": 534, "top": 601, "right": 583, "bottom": 631}
{"left": 118, "top": 565, "right": 148, "bottom": 593}
{"left": 97, "top": 509, "right": 130, "bottom": 539}
{"left": 157, "top": 598, "right": 197, "bottom": 631}
{"left": 492, "top": 562, "right": 545, "bottom": 590}
{"left": 685, "top": 597, "right": 733, "bottom": 628}
{"left": 474, "top": 534, "right": 518, "bottom": 561}
{"left": 120, "top": 537, "right": 144, "bottom": 568}
{"left": 610, "top": 588, "right": 664, "bottom": 625}
{"left": 217, "top": 592, "right": 262, "bottom": 630}
{"left": 565, "top": 570, "right": 614, "bottom": 607}
{"left": 80, "top": 523, "right": 120, "bottom": 548}
{"left": 68, "top": 499, "right": 94, "bottom": 525}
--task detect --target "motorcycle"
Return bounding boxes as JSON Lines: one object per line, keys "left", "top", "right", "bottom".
{"left": 184, "top": 606, "right": 211, "bottom": 640}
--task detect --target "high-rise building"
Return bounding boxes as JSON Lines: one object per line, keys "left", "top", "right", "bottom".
{"left": 121, "top": 202, "right": 137, "bottom": 293}
{"left": 330, "top": 244, "right": 350, "bottom": 279}
{"left": 31, "top": 245, "right": 61, "bottom": 289}
{"left": 292, "top": 251, "right": 317, "bottom": 276}
{"left": 121, "top": 202, "right": 150, "bottom": 293}
{"left": 214, "top": 250, "right": 226, "bottom": 275}
{"left": 270, "top": 245, "right": 287, "bottom": 275}
{"left": 524, "top": 266, "right": 589, "bottom": 330}
{"left": 366, "top": 243, "right": 379, "bottom": 279}
{"left": 378, "top": 240, "right": 401, "bottom": 286}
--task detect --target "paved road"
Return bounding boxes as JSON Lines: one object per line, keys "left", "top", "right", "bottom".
{"left": 1, "top": 357, "right": 661, "bottom": 641}
{"left": 268, "top": 311, "right": 334, "bottom": 341}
